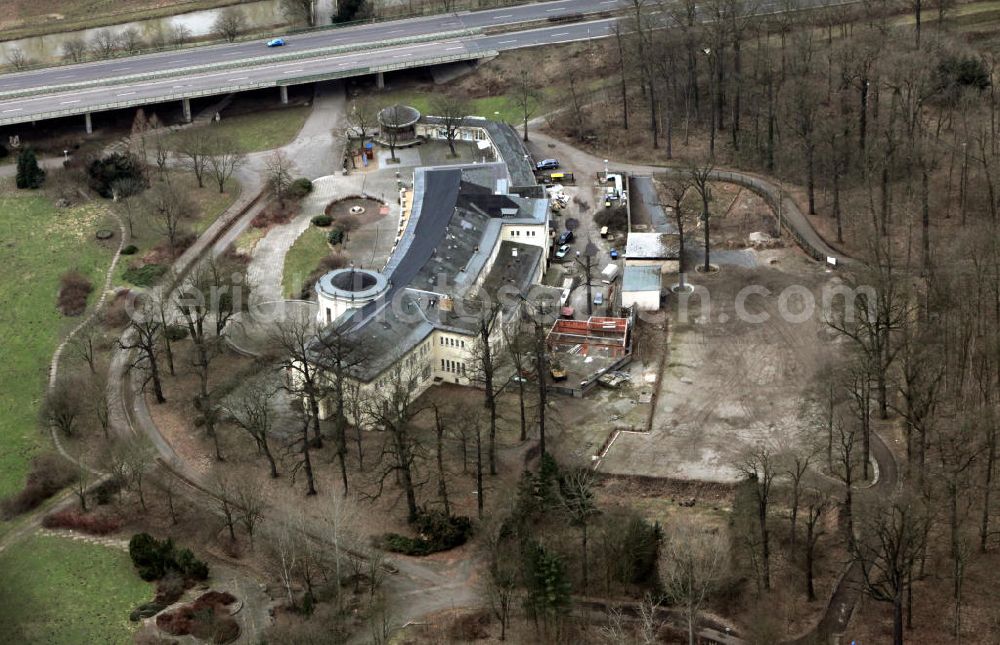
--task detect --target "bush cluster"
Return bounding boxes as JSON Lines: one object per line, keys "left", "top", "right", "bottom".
{"left": 250, "top": 202, "right": 295, "bottom": 229}
{"left": 122, "top": 263, "right": 167, "bottom": 287}
{"left": 164, "top": 324, "right": 189, "bottom": 341}
{"left": 129, "top": 533, "right": 209, "bottom": 582}
{"left": 311, "top": 214, "right": 332, "bottom": 227}
{"left": 42, "top": 509, "right": 122, "bottom": 535}
{"left": 87, "top": 152, "right": 145, "bottom": 198}
{"left": 327, "top": 229, "right": 345, "bottom": 246}
{"left": 15, "top": 148, "right": 45, "bottom": 189}
{"left": 57, "top": 270, "right": 94, "bottom": 316}
{"left": 0, "top": 453, "right": 77, "bottom": 519}
{"left": 287, "top": 177, "right": 313, "bottom": 200}
{"left": 155, "top": 591, "right": 239, "bottom": 643}
{"left": 381, "top": 510, "right": 472, "bottom": 556}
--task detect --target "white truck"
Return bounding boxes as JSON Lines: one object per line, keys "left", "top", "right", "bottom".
{"left": 601, "top": 263, "right": 619, "bottom": 283}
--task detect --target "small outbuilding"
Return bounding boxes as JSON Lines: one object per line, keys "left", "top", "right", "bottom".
{"left": 377, "top": 104, "right": 421, "bottom": 147}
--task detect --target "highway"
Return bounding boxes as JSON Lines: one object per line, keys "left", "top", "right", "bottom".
{"left": 0, "top": 0, "right": 626, "bottom": 94}
{"left": 0, "top": 17, "right": 620, "bottom": 127}
{"left": 0, "top": 0, "right": 845, "bottom": 128}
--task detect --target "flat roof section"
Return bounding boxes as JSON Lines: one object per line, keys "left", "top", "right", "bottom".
{"left": 622, "top": 265, "right": 662, "bottom": 293}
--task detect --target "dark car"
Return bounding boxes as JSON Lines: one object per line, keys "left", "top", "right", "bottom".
{"left": 557, "top": 230, "right": 574, "bottom": 245}
{"left": 536, "top": 158, "right": 560, "bottom": 171}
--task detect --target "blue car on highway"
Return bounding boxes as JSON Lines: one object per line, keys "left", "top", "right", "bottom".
{"left": 266, "top": 38, "right": 286, "bottom": 47}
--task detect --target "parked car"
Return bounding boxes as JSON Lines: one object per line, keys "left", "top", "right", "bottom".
{"left": 610, "top": 248, "right": 619, "bottom": 259}
{"left": 557, "top": 230, "right": 574, "bottom": 245}
{"left": 555, "top": 244, "right": 571, "bottom": 259}
{"left": 266, "top": 38, "right": 286, "bottom": 47}
{"left": 536, "top": 159, "right": 560, "bottom": 171}
{"left": 593, "top": 292, "right": 604, "bottom": 306}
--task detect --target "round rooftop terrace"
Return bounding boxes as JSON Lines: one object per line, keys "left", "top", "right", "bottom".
{"left": 378, "top": 104, "right": 421, "bottom": 130}
{"left": 316, "top": 267, "right": 388, "bottom": 300}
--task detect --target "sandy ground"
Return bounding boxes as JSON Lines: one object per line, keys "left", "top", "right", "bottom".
{"left": 598, "top": 247, "right": 844, "bottom": 483}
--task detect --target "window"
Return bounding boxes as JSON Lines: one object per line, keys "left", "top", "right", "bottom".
{"left": 441, "top": 359, "right": 445, "bottom": 370}
{"left": 460, "top": 340, "right": 465, "bottom": 349}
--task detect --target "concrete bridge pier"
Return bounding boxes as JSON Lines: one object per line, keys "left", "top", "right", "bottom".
{"left": 84, "top": 112, "right": 92, "bottom": 134}
{"left": 376, "top": 72, "right": 385, "bottom": 90}
{"left": 182, "top": 97, "right": 192, "bottom": 123}
{"left": 280, "top": 85, "right": 289, "bottom": 104}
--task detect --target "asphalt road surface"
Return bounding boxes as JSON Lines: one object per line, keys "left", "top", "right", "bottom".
{"left": 0, "top": 0, "right": 628, "bottom": 93}
{"left": 0, "top": 0, "right": 847, "bottom": 127}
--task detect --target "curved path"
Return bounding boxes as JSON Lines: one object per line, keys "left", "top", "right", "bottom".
{"left": 106, "top": 105, "right": 892, "bottom": 641}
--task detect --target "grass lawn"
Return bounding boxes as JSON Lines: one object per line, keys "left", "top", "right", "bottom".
{"left": 376, "top": 88, "right": 556, "bottom": 129}
{"left": 162, "top": 106, "right": 311, "bottom": 154}
{"left": 116, "top": 171, "right": 239, "bottom": 286}
{"left": 282, "top": 225, "right": 331, "bottom": 299}
{"left": 0, "top": 533, "right": 152, "bottom": 644}
{"left": 0, "top": 179, "right": 115, "bottom": 500}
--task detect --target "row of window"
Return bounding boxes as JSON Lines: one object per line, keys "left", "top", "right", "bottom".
{"left": 440, "top": 336, "right": 466, "bottom": 349}
{"left": 509, "top": 229, "right": 538, "bottom": 237}
{"left": 441, "top": 359, "right": 466, "bottom": 375}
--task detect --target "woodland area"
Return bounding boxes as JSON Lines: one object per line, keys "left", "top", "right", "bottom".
{"left": 545, "top": 1, "right": 1000, "bottom": 643}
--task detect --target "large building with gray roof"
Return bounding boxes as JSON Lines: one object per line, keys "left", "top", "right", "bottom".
{"left": 308, "top": 122, "right": 550, "bottom": 412}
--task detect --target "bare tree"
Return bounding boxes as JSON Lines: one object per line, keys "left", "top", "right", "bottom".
{"left": 280, "top": 0, "right": 316, "bottom": 26}
{"left": 432, "top": 404, "right": 451, "bottom": 516}
{"left": 118, "top": 27, "right": 143, "bottom": 55}
{"left": 380, "top": 105, "right": 403, "bottom": 162}
{"left": 6, "top": 47, "right": 30, "bottom": 71}
{"left": 365, "top": 361, "right": 426, "bottom": 523}
{"left": 347, "top": 97, "right": 378, "bottom": 167}
{"left": 265, "top": 151, "right": 294, "bottom": 206}
{"left": 207, "top": 135, "right": 246, "bottom": 194}
{"left": 120, "top": 437, "right": 153, "bottom": 511}
{"left": 735, "top": 444, "right": 777, "bottom": 591}
{"left": 802, "top": 485, "right": 831, "bottom": 601}
{"left": 688, "top": 162, "right": 715, "bottom": 273}
{"left": 510, "top": 70, "right": 542, "bottom": 142}
{"left": 661, "top": 173, "right": 693, "bottom": 290}
{"left": 559, "top": 469, "right": 600, "bottom": 592}
{"left": 177, "top": 256, "right": 250, "bottom": 460}
{"left": 112, "top": 177, "right": 146, "bottom": 239}
{"left": 175, "top": 131, "right": 212, "bottom": 189}
{"left": 41, "top": 375, "right": 85, "bottom": 437}
{"left": 144, "top": 177, "right": 195, "bottom": 257}
{"left": 852, "top": 493, "right": 931, "bottom": 645}
{"left": 483, "top": 515, "right": 519, "bottom": 640}
{"left": 270, "top": 313, "right": 326, "bottom": 451}
{"left": 784, "top": 445, "right": 816, "bottom": 549}
{"left": 225, "top": 376, "right": 281, "bottom": 478}
{"left": 169, "top": 24, "right": 191, "bottom": 47}
{"left": 429, "top": 95, "right": 469, "bottom": 156}
{"left": 468, "top": 299, "right": 505, "bottom": 476}
{"left": 210, "top": 471, "right": 240, "bottom": 542}
{"left": 213, "top": 8, "right": 246, "bottom": 43}
{"left": 661, "top": 517, "right": 728, "bottom": 645}
{"left": 120, "top": 298, "right": 166, "bottom": 404}
{"left": 68, "top": 325, "right": 100, "bottom": 374}
{"left": 234, "top": 473, "right": 268, "bottom": 548}
{"left": 503, "top": 325, "right": 532, "bottom": 441}
{"left": 90, "top": 30, "right": 118, "bottom": 59}
{"left": 62, "top": 39, "right": 88, "bottom": 63}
